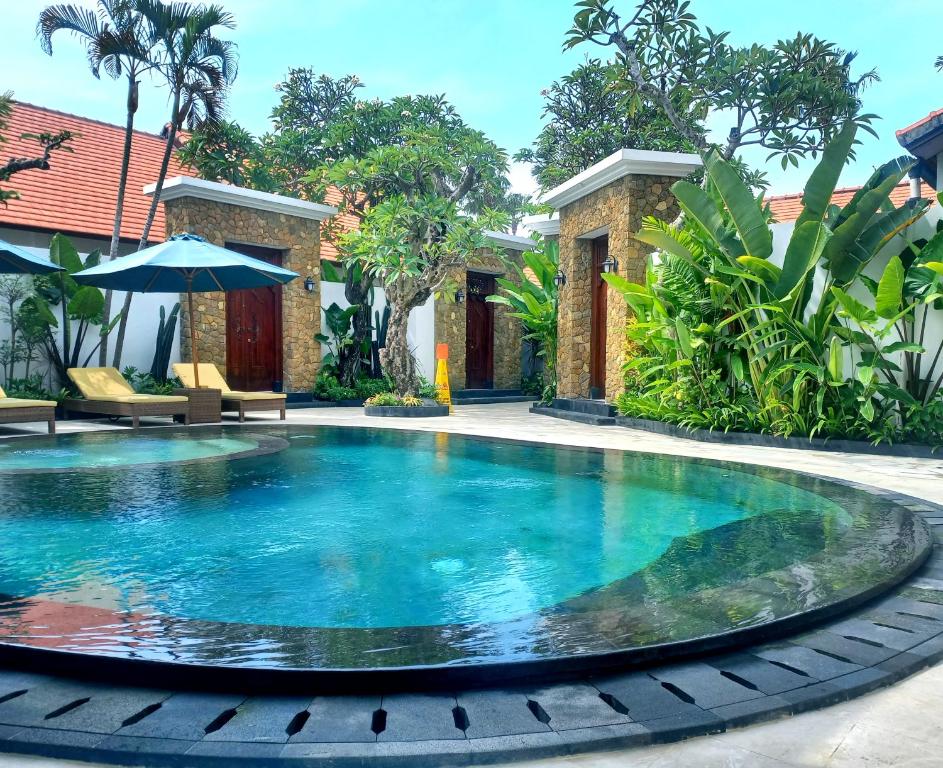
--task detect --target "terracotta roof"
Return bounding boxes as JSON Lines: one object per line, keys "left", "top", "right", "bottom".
{"left": 320, "top": 187, "right": 360, "bottom": 263}
{"left": 896, "top": 107, "right": 943, "bottom": 138}
{"left": 767, "top": 180, "right": 937, "bottom": 222}
{"left": 0, "top": 101, "right": 188, "bottom": 243}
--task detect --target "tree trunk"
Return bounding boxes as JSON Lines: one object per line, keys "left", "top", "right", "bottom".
{"left": 380, "top": 302, "right": 418, "bottom": 396}
{"left": 112, "top": 89, "right": 181, "bottom": 369}
{"left": 99, "top": 76, "right": 138, "bottom": 366}
{"left": 338, "top": 268, "right": 372, "bottom": 386}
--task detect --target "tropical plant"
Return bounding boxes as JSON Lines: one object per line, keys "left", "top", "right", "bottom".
{"left": 111, "top": 0, "right": 238, "bottom": 368}
{"left": 18, "top": 234, "right": 120, "bottom": 389}
{"left": 315, "top": 301, "right": 363, "bottom": 375}
{"left": 0, "top": 92, "right": 73, "bottom": 206}
{"left": 2, "top": 374, "right": 67, "bottom": 404}
{"left": 487, "top": 238, "right": 559, "bottom": 403}
{"left": 122, "top": 365, "right": 180, "bottom": 394}
{"left": 149, "top": 301, "right": 179, "bottom": 381}
{"left": 565, "top": 0, "right": 878, "bottom": 188}
{"left": 516, "top": 57, "right": 700, "bottom": 189}
{"left": 604, "top": 122, "right": 942, "bottom": 444}
{"left": 364, "top": 392, "right": 422, "bottom": 407}
{"left": 38, "top": 0, "right": 157, "bottom": 364}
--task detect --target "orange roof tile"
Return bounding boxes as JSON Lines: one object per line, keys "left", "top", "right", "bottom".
{"left": 767, "top": 180, "right": 937, "bottom": 223}
{"left": 896, "top": 108, "right": 943, "bottom": 138}
{"left": 0, "top": 102, "right": 188, "bottom": 243}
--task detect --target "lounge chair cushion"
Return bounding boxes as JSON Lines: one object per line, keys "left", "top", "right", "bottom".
{"left": 173, "top": 363, "right": 286, "bottom": 400}
{"left": 0, "top": 397, "right": 56, "bottom": 409}
{"left": 223, "top": 391, "right": 288, "bottom": 401}
{"left": 173, "top": 363, "right": 232, "bottom": 392}
{"left": 68, "top": 367, "right": 136, "bottom": 398}
{"left": 85, "top": 394, "right": 188, "bottom": 404}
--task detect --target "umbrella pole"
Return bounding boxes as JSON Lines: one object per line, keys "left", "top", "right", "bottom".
{"left": 187, "top": 280, "right": 201, "bottom": 389}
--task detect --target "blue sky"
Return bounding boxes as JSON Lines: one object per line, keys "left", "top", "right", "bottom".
{"left": 2, "top": 0, "right": 941, "bottom": 197}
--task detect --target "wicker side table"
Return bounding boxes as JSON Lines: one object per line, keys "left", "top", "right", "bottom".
{"left": 173, "top": 387, "right": 221, "bottom": 424}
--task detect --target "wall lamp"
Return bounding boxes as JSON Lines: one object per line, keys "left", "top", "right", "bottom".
{"left": 455, "top": 288, "right": 465, "bottom": 304}
{"left": 554, "top": 270, "right": 567, "bottom": 288}
{"left": 601, "top": 255, "right": 619, "bottom": 274}
{"left": 304, "top": 276, "right": 316, "bottom": 293}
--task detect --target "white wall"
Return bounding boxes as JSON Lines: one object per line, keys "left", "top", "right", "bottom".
{"left": 0, "top": 229, "right": 180, "bottom": 386}
{"left": 319, "top": 280, "right": 435, "bottom": 381}
{"left": 769, "top": 201, "right": 943, "bottom": 391}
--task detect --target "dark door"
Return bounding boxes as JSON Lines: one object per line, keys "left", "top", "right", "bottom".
{"left": 225, "top": 242, "right": 283, "bottom": 391}
{"left": 590, "top": 236, "right": 608, "bottom": 399}
{"left": 465, "top": 271, "right": 495, "bottom": 389}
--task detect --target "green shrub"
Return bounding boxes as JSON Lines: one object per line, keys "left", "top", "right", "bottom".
{"left": 122, "top": 366, "right": 181, "bottom": 396}
{"left": 417, "top": 375, "right": 438, "bottom": 399}
{"left": 313, "top": 371, "right": 358, "bottom": 402}
{"left": 365, "top": 392, "right": 423, "bottom": 407}
{"left": 355, "top": 375, "right": 394, "bottom": 400}
{"left": 3, "top": 374, "right": 66, "bottom": 404}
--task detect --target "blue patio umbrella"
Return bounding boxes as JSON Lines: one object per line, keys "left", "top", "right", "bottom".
{"left": 73, "top": 233, "right": 298, "bottom": 387}
{"left": 0, "top": 237, "right": 64, "bottom": 274}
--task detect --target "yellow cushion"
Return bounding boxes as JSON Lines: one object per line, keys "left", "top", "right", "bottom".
{"left": 68, "top": 367, "right": 135, "bottom": 398}
{"left": 0, "top": 385, "right": 5, "bottom": 398}
{"left": 172, "top": 363, "right": 231, "bottom": 393}
{"left": 223, "top": 391, "right": 288, "bottom": 401}
{"left": 86, "top": 394, "right": 189, "bottom": 404}
{"left": 0, "top": 398, "right": 56, "bottom": 409}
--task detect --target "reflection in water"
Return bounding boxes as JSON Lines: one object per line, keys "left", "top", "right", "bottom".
{"left": 0, "top": 426, "right": 927, "bottom": 670}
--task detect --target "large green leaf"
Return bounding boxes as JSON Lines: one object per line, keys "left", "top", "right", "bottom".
{"left": 857, "top": 200, "right": 930, "bottom": 261}
{"left": 67, "top": 285, "right": 105, "bottom": 319}
{"left": 738, "top": 256, "right": 781, "bottom": 285}
{"left": 795, "top": 122, "right": 857, "bottom": 229}
{"left": 675, "top": 318, "right": 693, "bottom": 358}
{"left": 831, "top": 287, "right": 878, "bottom": 325}
{"left": 875, "top": 255, "right": 905, "bottom": 319}
{"left": 705, "top": 152, "right": 772, "bottom": 259}
{"left": 775, "top": 221, "right": 830, "bottom": 299}
{"left": 49, "top": 233, "right": 83, "bottom": 274}
{"left": 827, "top": 336, "right": 843, "bottom": 382}
{"left": 671, "top": 180, "right": 744, "bottom": 260}
{"left": 634, "top": 226, "right": 696, "bottom": 264}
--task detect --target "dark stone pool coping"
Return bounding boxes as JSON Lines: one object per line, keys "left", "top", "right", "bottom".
{"left": 0, "top": 487, "right": 941, "bottom": 766}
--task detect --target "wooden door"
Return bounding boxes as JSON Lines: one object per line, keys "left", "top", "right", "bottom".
{"left": 225, "top": 242, "right": 284, "bottom": 391}
{"left": 590, "top": 236, "right": 608, "bottom": 399}
{"left": 465, "top": 271, "right": 495, "bottom": 389}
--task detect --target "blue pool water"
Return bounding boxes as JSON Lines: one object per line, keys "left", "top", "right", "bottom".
{"left": 0, "top": 426, "right": 925, "bottom": 670}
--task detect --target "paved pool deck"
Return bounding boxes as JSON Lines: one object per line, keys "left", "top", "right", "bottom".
{"left": 1, "top": 401, "right": 942, "bottom": 767}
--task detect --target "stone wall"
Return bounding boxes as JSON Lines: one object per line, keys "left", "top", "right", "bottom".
{"left": 556, "top": 175, "right": 678, "bottom": 399}
{"left": 434, "top": 248, "right": 524, "bottom": 391}
{"left": 164, "top": 198, "right": 322, "bottom": 391}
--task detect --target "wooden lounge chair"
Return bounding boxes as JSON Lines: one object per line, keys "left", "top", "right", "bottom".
{"left": 64, "top": 367, "right": 189, "bottom": 428}
{"left": 173, "top": 363, "right": 286, "bottom": 422}
{"left": 0, "top": 385, "right": 56, "bottom": 434}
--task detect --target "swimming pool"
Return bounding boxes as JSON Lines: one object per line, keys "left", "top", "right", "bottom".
{"left": 0, "top": 426, "right": 929, "bottom": 685}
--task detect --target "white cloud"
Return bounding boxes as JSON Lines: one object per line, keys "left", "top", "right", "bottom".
{"left": 508, "top": 160, "right": 538, "bottom": 199}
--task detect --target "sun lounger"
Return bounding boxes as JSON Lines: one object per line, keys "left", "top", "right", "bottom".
{"left": 64, "top": 367, "right": 189, "bottom": 428}
{"left": 173, "top": 363, "right": 286, "bottom": 422}
{"left": 0, "top": 386, "right": 56, "bottom": 434}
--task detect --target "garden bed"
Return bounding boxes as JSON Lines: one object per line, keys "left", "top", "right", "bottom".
{"left": 364, "top": 404, "right": 449, "bottom": 418}
{"left": 617, "top": 415, "right": 942, "bottom": 459}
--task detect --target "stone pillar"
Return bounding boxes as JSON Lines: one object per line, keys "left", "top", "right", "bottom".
{"left": 163, "top": 197, "right": 322, "bottom": 392}
{"left": 556, "top": 175, "right": 679, "bottom": 400}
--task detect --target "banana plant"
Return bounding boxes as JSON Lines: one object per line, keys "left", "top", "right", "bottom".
{"left": 17, "top": 233, "right": 119, "bottom": 389}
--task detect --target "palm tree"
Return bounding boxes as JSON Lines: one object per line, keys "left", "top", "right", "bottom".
{"left": 111, "top": 0, "right": 238, "bottom": 368}
{"left": 38, "top": 0, "right": 156, "bottom": 365}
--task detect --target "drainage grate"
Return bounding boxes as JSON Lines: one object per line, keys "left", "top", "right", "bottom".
{"left": 843, "top": 634, "right": 885, "bottom": 648}
{"left": 452, "top": 705, "right": 470, "bottom": 732}
{"left": 659, "top": 682, "right": 695, "bottom": 704}
{"left": 897, "top": 611, "right": 939, "bottom": 622}
{"left": 371, "top": 709, "right": 387, "bottom": 735}
{"left": 765, "top": 660, "right": 810, "bottom": 678}
{"left": 526, "top": 699, "right": 551, "bottom": 724}
{"left": 720, "top": 670, "right": 759, "bottom": 690}
{"left": 0, "top": 690, "right": 26, "bottom": 706}
{"left": 598, "top": 692, "right": 629, "bottom": 715}
{"left": 204, "top": 708, "right": 238, "bottom": 735}
{"left": 812, "top": 648, "right": 855, "bottom": 665}
{"left": 45, "top": 697, "right": 90, "bottom": 720}
{"left": 285, "top": 710, "right": 310, "bottom": 737}
{"left": 121, "top": 702, "right": 162, "bottom": 728}
{"left": 872, "top": 621, "right": 915, "bottom": 634}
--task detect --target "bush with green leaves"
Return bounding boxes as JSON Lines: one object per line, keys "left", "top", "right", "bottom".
{"left": 2, "top": 374, "right": 67, "bottom": 404}
{"left": 605, "top": 122, "right": 943, "bottom": 445}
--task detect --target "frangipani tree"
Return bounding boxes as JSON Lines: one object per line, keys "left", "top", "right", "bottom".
{"left": 336, "top": 128, "right": 510, "bottom": 395}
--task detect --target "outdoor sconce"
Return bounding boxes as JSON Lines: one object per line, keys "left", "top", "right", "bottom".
{"left": 304, "top": 276, "right": 316, "bottom": 293}
{"left": 554, "top": 270, "right": 567, "bottom": 288}
{"left": 455, "top": 288, "right": 465, "bottom": 304}
{"left": 601, "top": 254, "right": 618, "bottom": 274}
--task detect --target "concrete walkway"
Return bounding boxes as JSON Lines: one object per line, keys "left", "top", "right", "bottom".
{"left": 1, "top": 401, "right": 942, "bottom": 767}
